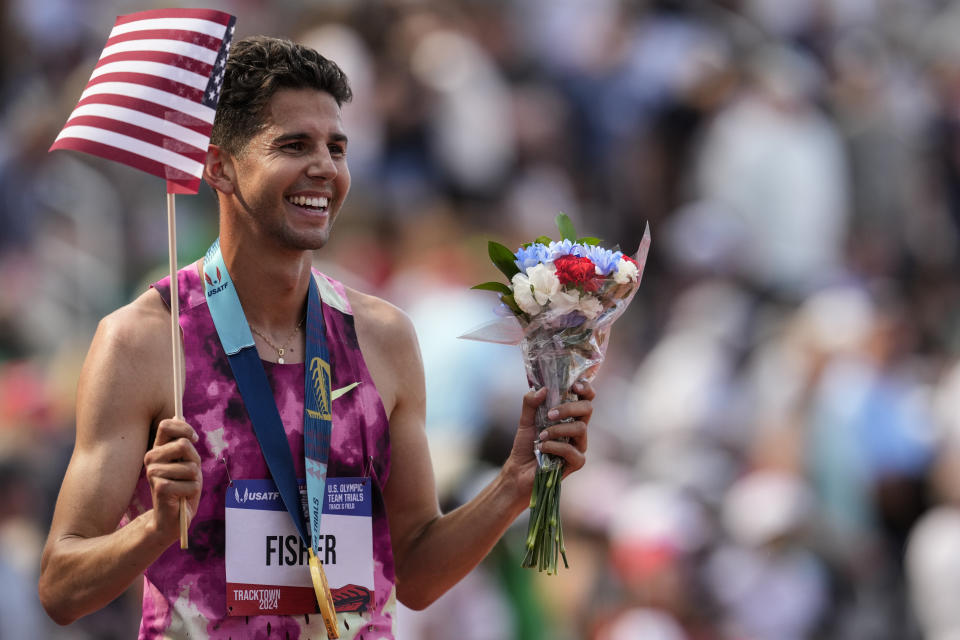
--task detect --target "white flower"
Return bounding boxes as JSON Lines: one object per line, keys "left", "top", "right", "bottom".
{"left": 614, "top": 258, "right": 639, "bottom": 284}
{"left": 526, "top": 262, "right": 560, "bottom": 304}
{"left": 549, "top": 289, "right": 581, "bottom": 315}
{"left": 511, "top": 273, "right": 543, "bottom": 316}
{"left": 577, "top": 295, "right": 604, "bottom": 319}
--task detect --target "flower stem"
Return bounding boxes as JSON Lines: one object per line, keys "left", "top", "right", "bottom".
{"left": 522, "top": 461, "right": 566, "bottom": 572}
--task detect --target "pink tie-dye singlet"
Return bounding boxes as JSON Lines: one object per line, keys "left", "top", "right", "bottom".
{"left": 126, "top": 265, "right": 396, "bottom": 639}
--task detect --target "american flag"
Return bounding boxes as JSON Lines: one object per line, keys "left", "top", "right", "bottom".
{"left": 50, "top": 8, "right": 236, "bottom": 194}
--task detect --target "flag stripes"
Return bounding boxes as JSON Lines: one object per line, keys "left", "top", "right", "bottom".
{"left": 63, "top": 103, "right": 210, "bottom": 150}
{"left": 61, "top": 115, "right": 206, "bottom": 161}
{"left": 113, "top": 7, "right": 233, "bottom": 27}
{"left": 94, "top": 50, "right": 214, "bottom": 80}
{"left": 85, "top": 71, "right": 206, "bottom": 104}
{"left": 111, "top": 17, "right": 231, "bottom": 39}
{"left": 52, "top": 138, "right": 202, "bottom": 194}
{"left": 50, "top": 8, "right": 235, "bottom": 194}
{"left": 75, "top": 81, "right": 214, "bottom": 123}
{"left": 102, "top": 32, "right": 222, "bottom": 60}
{"left": 74, "top": 93, "right": 211, "bottom": 134}
{"left": 56, "top": 125, "right": 204, "bottom": 174}
{"left": 91, "top": 60, "right": 211, "bottom": 92}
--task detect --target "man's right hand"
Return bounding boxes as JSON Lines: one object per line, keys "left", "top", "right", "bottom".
{"left": 144, "top": 418, "right": 202, "bottom": 544}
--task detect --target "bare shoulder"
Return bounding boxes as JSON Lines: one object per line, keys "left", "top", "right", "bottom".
{"left": 94, "top": 288, "right": 171, "bottom": 365}
{"left": 343, "top": 287, "right": 416, "bottom": 343}
{"left": 342, "top": 286, "right": 423, "bottom": 416}
{"left": 80, "top": 287, "right": 175, "bottom": 431}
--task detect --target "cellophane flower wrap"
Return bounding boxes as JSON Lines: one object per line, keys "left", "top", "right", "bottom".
{"left": 462, "top": 215, "right": 650, "bottom": 573}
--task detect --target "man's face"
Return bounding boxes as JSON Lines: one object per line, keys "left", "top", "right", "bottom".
{"left": 229, "top": 88, "right": 351, "bottom": 251}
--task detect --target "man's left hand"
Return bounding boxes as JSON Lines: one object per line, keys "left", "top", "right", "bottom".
{"left": 506, "top": 380, "right": 595, "bottom": 496}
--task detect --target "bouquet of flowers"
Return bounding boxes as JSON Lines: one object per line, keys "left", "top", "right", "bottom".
{"left": 463, "top": 214, "right": 650, "bottom": 573}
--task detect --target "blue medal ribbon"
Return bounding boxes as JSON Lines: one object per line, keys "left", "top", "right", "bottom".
{"left": 202, "top": 239, "right": 332, "bottom": 563}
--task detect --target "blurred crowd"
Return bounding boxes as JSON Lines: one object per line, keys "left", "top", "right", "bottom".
{"left": 5, "top": 0, "right": 960, "bottom": 638}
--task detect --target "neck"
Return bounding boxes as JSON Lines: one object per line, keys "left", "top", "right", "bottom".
{"left": 216, "top": 230, "right": 314, "bottom": 335}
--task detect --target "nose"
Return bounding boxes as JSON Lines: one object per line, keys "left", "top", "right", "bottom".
{"left": 306, "top": 147, "right": 337, "bottom": 181}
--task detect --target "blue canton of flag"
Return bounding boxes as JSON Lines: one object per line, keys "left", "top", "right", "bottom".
{"left": 202, "top": 16, "right": 236, "bottom": 110}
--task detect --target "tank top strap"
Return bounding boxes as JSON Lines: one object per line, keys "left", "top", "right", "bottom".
{"left": 312, "top": 270, "right": 353, "bottom": 315}
{"left": 151, "top": 263, "right": 205, "bottom": 314}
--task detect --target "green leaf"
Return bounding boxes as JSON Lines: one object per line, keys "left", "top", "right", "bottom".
{"left": 556, "top": 213, "right": 577, "bottom": 241}
{"left": 500, "top": 293, "right": 523, "bottom": 315}
{"left": 535, "top": 235, "right": 553, "bottom": 246}
{"left": 471, "top": 281, "right": 513, "bottom": 295}
{"left": 577, "top": 236, "right": 602, "bottom": 246}
{"left": 488, "top": 241, "right": 520, "bottom": 280}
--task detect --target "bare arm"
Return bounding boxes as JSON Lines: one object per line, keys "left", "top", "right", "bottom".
{"left": 352, "top": 292, "right": 591, "bottom": 610}
{"left": 38, "top": 291, "right": 202, "bottom": 625}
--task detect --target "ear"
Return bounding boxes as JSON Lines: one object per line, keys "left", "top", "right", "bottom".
{"left": 204, "top": 144, "right": 237, "bottom": 196}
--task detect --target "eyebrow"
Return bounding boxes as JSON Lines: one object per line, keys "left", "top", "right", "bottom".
{"left": 271, "top": 132, "right": 349, "bottom": 145}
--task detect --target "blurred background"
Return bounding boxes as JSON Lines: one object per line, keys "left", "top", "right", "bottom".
{"left": 5, "top": 0, "right": 960, "bottom": 638}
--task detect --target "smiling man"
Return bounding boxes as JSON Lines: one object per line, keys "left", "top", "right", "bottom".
{"left": 38, "top": 37, "right": 593, "bottom": 639}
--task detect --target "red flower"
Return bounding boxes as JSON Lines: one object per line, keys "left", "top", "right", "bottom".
{"left": 554, "top": 255, "right": 601, "bottom": 291}
{"left": 621, "top": 255, "right": 638, "bottom": 266}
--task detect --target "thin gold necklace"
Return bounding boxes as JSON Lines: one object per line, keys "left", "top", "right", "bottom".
{"left": 250, "top": 314, "right": 306, "bottom": 364}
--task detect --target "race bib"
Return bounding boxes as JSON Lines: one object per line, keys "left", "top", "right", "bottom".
{"left": 225, "top": 477, "right": 375, "bottom": 616}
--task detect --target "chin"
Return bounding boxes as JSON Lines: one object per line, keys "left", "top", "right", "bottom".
{"left": 279, "top": 229, "right": 332, "bottom": 252}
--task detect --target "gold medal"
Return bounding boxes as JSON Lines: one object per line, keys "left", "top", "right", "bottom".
{"left": 308, "top": 547, "right": 339, "bottom": 639}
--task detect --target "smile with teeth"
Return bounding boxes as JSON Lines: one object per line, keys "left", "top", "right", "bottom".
{"left": 286, "top": 195, "right": 329, "bottom": 211}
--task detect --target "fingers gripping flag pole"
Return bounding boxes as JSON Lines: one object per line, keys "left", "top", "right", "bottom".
{"left": 50, "top": 8, "right": 237, "bottom": 549}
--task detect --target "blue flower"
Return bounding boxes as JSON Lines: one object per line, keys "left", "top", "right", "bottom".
{"left": 514, "top": 243, "right": 552, "bottom": 271}
{"left": 547, "top": 239, "right": 579, "bottom": 260}
{"left": 581, "top": 245, "right": 623, "bottom": 275}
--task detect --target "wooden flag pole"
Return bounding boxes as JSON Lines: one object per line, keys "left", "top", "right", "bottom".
{"left": 166, "top": 192, "right": 189, "bottom": 550}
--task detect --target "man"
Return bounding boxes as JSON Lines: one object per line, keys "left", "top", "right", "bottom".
{"left": 38, "top": 36, "right": 592, "bottom": 638}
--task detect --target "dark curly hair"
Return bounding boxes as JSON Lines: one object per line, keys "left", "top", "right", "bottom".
{"left": 211, "top": 36, "right": 352, "bottom": 155}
